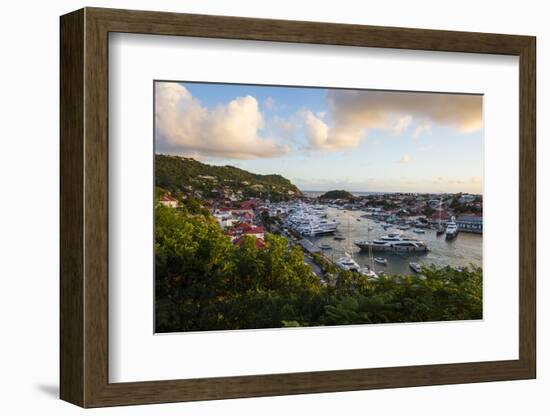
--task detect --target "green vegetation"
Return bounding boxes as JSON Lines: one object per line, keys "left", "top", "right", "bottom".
{"left": 311, "top": 252, "right": 338, "bottom": 274}
{"left": 156, "top": 154, "right": 302, "bottom": 202}
{"left": 318, "top": 190, "right": 355, "bottom": 200}
{"left": 155, "top": 205, "right": 482, "bottom": 332}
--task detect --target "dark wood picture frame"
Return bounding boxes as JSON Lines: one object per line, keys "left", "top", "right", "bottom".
{"left": 60, "top": 7, "right": 536, "bottom": 408}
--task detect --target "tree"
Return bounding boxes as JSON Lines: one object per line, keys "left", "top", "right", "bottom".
{"left": 155, "top": 204, "right": 482, "bottom": 332}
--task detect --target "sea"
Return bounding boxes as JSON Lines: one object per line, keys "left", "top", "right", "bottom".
{"left": 305, "top": 207, "right": 482, "bottom": 275}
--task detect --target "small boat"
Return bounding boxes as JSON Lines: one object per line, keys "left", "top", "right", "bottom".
{"left": 319, "top": 243, "right": 332, "bottom": 250}
{"left": 334, "top": 235, "right": 346, "bottom": 241}
{"left": 409, "top": 262, "right": 422, "bottom": 273}
{"left": 368, "top": 226, "right": 374, "bottom": 231}
{"left": 374, "top": 257, "right": 387, "bottom": 265}
{"left": 336, "top": 252, "right": 360, "bottom": 271}
{"left": 359, "top": 266, "right": 378, "bottom": 279}
{"left": 413, "top": 228, "right": 425, "bottom": 234}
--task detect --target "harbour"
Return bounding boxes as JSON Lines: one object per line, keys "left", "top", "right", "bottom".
{"left": 275, "top": 203, "right": 482, "bottom": 277}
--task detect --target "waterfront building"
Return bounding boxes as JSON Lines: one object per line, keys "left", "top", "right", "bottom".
{"left": 456, "top": 215, "right": 483, "bottom": 234}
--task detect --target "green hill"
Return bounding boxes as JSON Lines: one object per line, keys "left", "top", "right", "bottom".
{"left": 155, "top": 154, "right": 302, "bottom": 201}
{"left": 318, "top": 190, "right": 355, "bottom": 200}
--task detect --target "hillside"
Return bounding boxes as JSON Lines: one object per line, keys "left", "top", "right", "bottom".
{"left": 318, "top": 190, "right": 355, "bottom": 200}
{"left": 155, "top": 154, "right": 303, "bottom": 201}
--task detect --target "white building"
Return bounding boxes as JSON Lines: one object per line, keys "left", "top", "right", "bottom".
{"left": 159, "top": 194, "right": 178, "bottom": 208}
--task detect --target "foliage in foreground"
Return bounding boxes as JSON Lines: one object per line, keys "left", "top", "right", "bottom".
{"left": 155, "top": 205, "right": 482, "bottom": 332}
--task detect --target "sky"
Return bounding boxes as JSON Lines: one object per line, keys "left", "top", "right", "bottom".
{"left": 155, "top": 81, "right": 483, "bottom": 194}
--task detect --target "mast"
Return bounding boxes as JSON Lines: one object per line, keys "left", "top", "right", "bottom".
{"left": 347, "top": 213, "right": 352, "bottom": 258}
{"left": 438, "top": 197, "right": 443, "bottom": 232}
{"left": 367, "top": 219, "right": 374, "bottom": 270}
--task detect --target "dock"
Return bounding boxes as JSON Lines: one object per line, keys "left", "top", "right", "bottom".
{"left": 298, "top": 238, "right": 322, "bottom": 254}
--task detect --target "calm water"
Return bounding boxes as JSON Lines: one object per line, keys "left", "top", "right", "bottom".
{"left": 307, "top": 208, "right": 482, "bottom": 275}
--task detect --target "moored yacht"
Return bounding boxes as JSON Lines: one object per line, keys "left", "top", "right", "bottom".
{"left": 354, "top": 232, "right": 429, "bottom": 253}
{"left": 359, "top": 266, "right": 378, "bottom": 279}
{"left": 336, "top": 252, "right": 360, "bottom": 272}
{"left": 374, "top": 257, "right": 388, "bottom": 265}
{"left": 445, "top": 216, "right": 459, "bottom": 240}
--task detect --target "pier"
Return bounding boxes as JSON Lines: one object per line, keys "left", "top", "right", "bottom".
{"left": 297, "top": 238, "right": 321, "bottom": 254}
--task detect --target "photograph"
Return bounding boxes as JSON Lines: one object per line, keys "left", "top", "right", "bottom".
{"left": 154, "top": 80, "right": 484, "bottom": 333}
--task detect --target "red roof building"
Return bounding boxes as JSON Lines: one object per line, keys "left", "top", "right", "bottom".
{"left": 226, "top": 223, "right": 265, "bottom": 241}
{"left": 159, "top": 194, "right": 178, "bottom": 208}
{"left": 240, "top": 200, "right": 258, "bottom": 210}
{"left": 235, "top": 222, "right": 253, "bottom": 231}
{"left": 234, "top": 235, "right": 267, "bottom": 250}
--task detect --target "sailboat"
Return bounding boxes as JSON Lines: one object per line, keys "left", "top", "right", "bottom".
{"left": 436, "top": 197, "right": 445, "bottom": 236}
{"left": 358, "top": 218, "right": 378, "bottom": 279}
{"left": 336, "top": 252, "right": 361, "bottom": 271}
{"left": 336, "top": 215, "right": 360, "bottom": 271}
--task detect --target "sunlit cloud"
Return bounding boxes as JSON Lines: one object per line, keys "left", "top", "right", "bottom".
{"left": 155, "top": 82, "right": 288, "bottom": 159}
{"left": 304, "top": 111, "right": 364, "bottom": 150}
{"left": 305, "top": 90, "right": 482, "bottom": 151}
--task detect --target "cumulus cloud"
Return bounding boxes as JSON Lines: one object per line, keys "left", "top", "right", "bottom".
{"left": 304, "top": 111, "right": 364, "bottom": 150}
{"left": 155, "top": 82, "right": 288, "bottom": 159}
{"left": 305, "top": 90, "right": 482, "bottom": 150}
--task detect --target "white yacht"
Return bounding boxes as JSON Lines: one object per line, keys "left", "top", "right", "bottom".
{"left": 359, "top": 266, "right": 378, "bottom": 279}
{"left": 297, "top": 219, "right": 338, "bottom": 236}
{"left": 285, "top": 204, "right": 340, "bottom": 237}
{"left": 374, "top": 257, "right": 388, "bottom": 265}
{"left": 336, "top": 252, "right": 361, "bottom": 272}
{"left": 445, "top": 216, "right": 459, "bottom": 240}
{"left": 354, "top": 232, "right": 429, "bottom": 253}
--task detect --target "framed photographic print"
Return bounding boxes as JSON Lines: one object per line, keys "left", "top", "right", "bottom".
{"left": 60, "top": 7, "right": 536, "bottom": 408}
